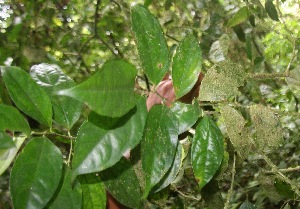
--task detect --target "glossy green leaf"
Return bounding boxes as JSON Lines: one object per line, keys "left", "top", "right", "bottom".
{"left": 100, "top": 157, "right": 141, "bottom": 208}
{"left": 0, "top": 104, "right": 30, "bottom": 135}
{"left": 191, "top": 116, "right": 224, "bottom": 190}
{"left": 265, "top": 0, "right": 279, "bottom": 21}
{"left": 131, "top": 5, "right": 169, "bottom": 85}
{"left": 1, "top": 66, "right": 52, "bottom": 126}
{"left": 10, "top": 137, "right": 63, "bottom": 209}
{"left": 227, "top": 6, "right": 251, "bottom": 28}
{"left": 58, "top": 60, "right": 137, "bottom": 118}
{"left": 0, "top": 135, "right": 26, "bottom": 175}
{"left": 142, "top": 105, "right": 178, "bottom": 197}
{"left": 274, "top": 178, "right": 296, "bottom": 199}
{"left": 170, "top": 101, "right": 201, "bottom": 134}
{"left": 72, "top": 98, "right": 147, "bottom": 178}
{"left": 172, "top": 34, "right": 202, "bottom": 99}
{"left": 239, "top": 200, "right": 257, "bottom": 209}
{"left": 30, "top": 63, "right": 82, "bottom": 129}
{"left": 79, "top": 174, "right": 106, "bottom": 209}
{"left": 48, "top": 166, "right": 82, "bottom": 209}
{"left": 0, "top": 131, "right": 15, "bottom": 149}
{"left": 152, "top": 142, "right": 182, "bottom": 193}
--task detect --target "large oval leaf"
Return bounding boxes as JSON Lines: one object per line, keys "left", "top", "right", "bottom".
{"left": 72, "top": 97, "right": 147, "bottom": 178}
{"left": 58, "top": 60, "right": 137, "bottom": 118}
{"left": 170, "top": 101, "right": 201, "bottom": 134}
{"left": 1, "top": 66, "right": 52, "bottom": 126}
{"left": 48, "top": 166, "right": 82, "bottom": 209}
{"left": 142, "top": 105, "right": 178, "bottom": 197}
{"left": 78, "top": 174, "right": 106, "bottom": 209}
{"left": 0, "top": 104, "right": 30, "bottom": 136}
{"left": 265, "top": 0, "right": 279, "bottom": 21}
{"left": 30, "top": 63, "right": 82, "bottom": 129}
{"left": 10, "top": 137, "right": 63, "bottom": 209}
{"left": 0, "top": 135, "right": 26, "bottom": 175}
{"left": 131, "top": 5, "right": 169, "bottom": 85}
{"left": 172, "top": 34, "right": 202, "bottom": 99}
{"left": 100, "top": 157, "right": 141, "bottom": 208}
{"left": 191, "top": 116, "right": 224, "bottom": 190}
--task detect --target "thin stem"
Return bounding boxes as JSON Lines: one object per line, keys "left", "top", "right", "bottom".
{"left": 262, "top": 155, "right": 300, "bottom": 197}
{"left": 264, "top": 166, "right": 300, "bottom": 174}
{"left": 67, "top": 131, "right": 73, "bottom": 166}
{"left": 224, "top": 153, "right": 236, "bottom": 209}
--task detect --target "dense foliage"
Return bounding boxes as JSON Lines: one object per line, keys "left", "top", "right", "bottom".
{"left": 0, "top": 0, "right": 300, "bottom": 208}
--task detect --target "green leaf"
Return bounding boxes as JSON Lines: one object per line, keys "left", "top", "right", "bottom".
{"left": 72, "top": 97, "right": 147, "bottom": 178}
{"left": 170, "top": 101, "right": 201, "bottom": 134}
{"left": 48, "top": 166, "right": 82, "bottom": 209}
{"left": 201, "top": 180, "right": 224, "bottom": 209}
{"left": 10, "top": 137, "right": 63, "bottom": 209}
{"left": 152, "top": 142, "right": 182, "bottom": 193}
{"left": 239, "top": 200, "right": 257, "bottom": 209}
{"left": 172, "top": 34, "right": 202, "bottom": 99}
{"left": 100, "top": 157, "right": 141, "bottom": 208}
{"left": 1, "top": 66, "right": 52, "bottom": 126}
{"left": 142, "top": 105, "right": 178, "bottom": 197}
{"left": 274, "top": 178, "right": 296, "bottom": 199}
{"left": 131, "top": 5, "right": 169, "bottom": 85}
{"left": 191, "top": 116, "right": 224, "bottom": 189}
{"left": 0, "top": 104, "right": 30, "bottom": 135}
{"left": 227, "top": 6, "right": 251, "bottom": 28}
{"left": 246, "top": 33, "right": 253, "bottom": 61}
{"left": 79, "top": 174, "right": 106, "bottom": 209}
{"left": 265, "top": 0, "right": 279, "bottom": 21}
{"left": 58, "top": 60, "right": 137, "bottom": 118}
{"left": 0, "top": 135, "right": 26, "bottom": 175}
{"left": 0, "top": 131, "right": 15, "bottom": 149}
{"left": 199, "top": 61, "right": 246, "bottom": 101}
{"left": 30, "top": 63, "right": 82, "bottom": 129}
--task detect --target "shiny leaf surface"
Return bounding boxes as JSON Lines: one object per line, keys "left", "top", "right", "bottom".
{"left": 170, "top": 101, "right": 201, "bottom": 134}
{"left": 30, "top": 63, "right": 82, "bottom": 129}
{"left": 2, "top": 66, "right": 52, "bottom": 126}
{"left": 72, "top": 98, "right": 147, "bottom": 177}
{"left": 10, "top": 137, "right": 63, "bottom": 209}
{"left": 58, "top": 60, "right": 137, "bottom": 118}
{"left": 142, "top": 105, "right": 178, "bottom": 197}
{"left": 131, "top": 5, "right": 169, "bottom": 85}
{"left": 191, "top": 116, "right": 224, "bottom": 189}
{"left": 172, "top": 34, "right": 202, "bottom": 99}
{"left": 48, "top": 166, "right": 82, "bottom": 209}
{"left": 100, "top": 157, "right": 141, "bottom": 208}
{"left": 0, "top": 131, "right": 15, "bottom": 149}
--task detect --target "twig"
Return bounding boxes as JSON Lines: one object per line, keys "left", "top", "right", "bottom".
{"left": 172, "top": 186, "right": 201, "bottom": 201}
{"left": 224, "top": 153, "right": 236, "bottom": 209}
{"left": 67, "top": 131, "right": 73, "bottom": 166}
{"left": 248, "top": 72, "right": 289, "bottom": 80}
{"left": 264, "top": 166, "right": 300, "bottom": 174}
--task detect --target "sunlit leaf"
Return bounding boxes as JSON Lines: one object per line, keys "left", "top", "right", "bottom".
{"left": 0, "top": 135, "right": 26, "bottom": 175}
{"left": 131, "top": 5, "right": 169, "bottom": 85}
{"left": 170, "top": 101, "right": 201, "bottom": 134}
{"left": 100, "top": 157, "right": 141, "bottom": 208}
{"left": 142, "top": 105, "right": 178, "bottom": 197}
{"left": 191, "top": 116, "right": 224, "bottom": 190}
{"left": 1, "top": 66, "right": 52, "bottom": 126}
{"left": 58, "top": 60, "right": 137, "bottom": 118}
{"left": 30, "top": 63, "right": 82, "bottom": 129}
{"left": 48, "top": 166, "right": 82, "bottom": 209}
{"left": 79, "top": 174, "right": 106, "bottom": 209}
{"left": 172, "top": 34, "right": 202, "bottom": 99}
{"left": 208, "top": 34, "right": 230, "bottom": 63}
{"left": 227, "top": 6, "right": 251, "bottom": 28}
{"left": 10, "top": 137, "right": 63, "bottom": 209}
{"left": 72, "top": 98, "right": 147, "bottom": 178}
